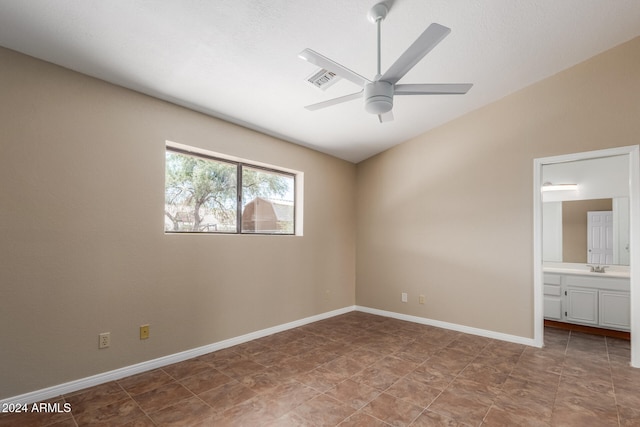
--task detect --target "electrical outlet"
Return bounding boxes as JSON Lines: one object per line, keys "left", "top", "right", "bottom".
{"left": 140, "top": 324, "right": 150, "bottom": 340}
{"left": 99, "top": 332, "right": 110, "bottom": 349}
{"left": 401, "top": 292, "right": 408, "bottom": 303}
{"left": 419, "top": 295, "right": 425, "bottom": 304}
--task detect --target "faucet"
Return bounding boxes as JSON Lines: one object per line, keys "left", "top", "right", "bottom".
{"left": 587, "top": 265, "right": 608, "bottom": 273}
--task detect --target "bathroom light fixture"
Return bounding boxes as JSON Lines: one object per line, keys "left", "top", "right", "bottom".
{"left": 541, "top": 182, "right": 578, "bottom": 192}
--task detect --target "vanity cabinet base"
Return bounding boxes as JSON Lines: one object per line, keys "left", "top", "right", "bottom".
{"left": 544, "top": 273, "right": 630, "bottom": 332}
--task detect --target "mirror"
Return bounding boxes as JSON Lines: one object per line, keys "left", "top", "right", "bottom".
{"left": 542, "top": 155, "right": 630, "bottom": 266}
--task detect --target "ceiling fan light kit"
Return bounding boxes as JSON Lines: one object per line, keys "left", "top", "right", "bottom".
{"left": 299, "top": 1, "right": 473, "bottom": 123}
{"left": 365, "top": 80, "right": 393, "bottom": 114}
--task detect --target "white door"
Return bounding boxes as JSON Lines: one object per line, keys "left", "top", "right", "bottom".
{"left": 588, "top": 211, "right": 613, "bottom": 264}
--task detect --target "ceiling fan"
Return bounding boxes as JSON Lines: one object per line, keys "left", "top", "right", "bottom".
{"left": 298, "top": 2, "right": 472, "bottom": 123}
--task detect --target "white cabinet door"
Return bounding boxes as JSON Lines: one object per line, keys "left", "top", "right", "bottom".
{"left": 566, "top": 287, "right": 598, "bottom": 325}
{"left": 599, "top": 290, "right": 630, "bottom": 331}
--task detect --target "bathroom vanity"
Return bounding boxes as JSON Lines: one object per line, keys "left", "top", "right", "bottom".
{"left": 543, "top": 262, "right": 630, "bottom": 331}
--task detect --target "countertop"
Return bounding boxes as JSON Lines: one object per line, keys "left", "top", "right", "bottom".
{"left": 543, "top": 262, "right": 630, "bottom": 278}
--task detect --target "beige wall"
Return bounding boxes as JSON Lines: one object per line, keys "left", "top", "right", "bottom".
{"left": 356, "top": 37, "right": 640, "bottom": 338}
{"left": 0, "top": 47, "right": 356, "bottom": 398}
{"left": 562, "top": 199, "right": 612, "bottom": 263}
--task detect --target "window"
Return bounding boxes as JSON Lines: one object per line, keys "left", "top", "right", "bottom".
{"left": 164, "top": 147, "right": 296, "bottom": 235}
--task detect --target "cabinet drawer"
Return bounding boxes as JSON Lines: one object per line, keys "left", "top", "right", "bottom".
{"left": 543, "top": 274, "right": 562, "bottom": 285}
{"left": 544, "top": 285, "right": 561, "bottom": 296}
{"left": 544, "top": 297, "right": 562, "bottom": 320}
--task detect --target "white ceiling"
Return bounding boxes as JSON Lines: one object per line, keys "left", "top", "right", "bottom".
{"left": 1, "top": 1, "right": 639, "bottom": 163}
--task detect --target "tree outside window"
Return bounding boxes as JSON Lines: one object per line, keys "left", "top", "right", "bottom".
{"left": 164, "top": 149, "right": 295, "bottom": 234}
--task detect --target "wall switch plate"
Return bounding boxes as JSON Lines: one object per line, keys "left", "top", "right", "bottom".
{"left": 140, "top": 324, "right": 150, "bottom": 340}
{"left": 401, "top": 292, "right": 408, "bottom": 303}
{"left": 419, "top": 295, "right": 425, "bottom": 304}
{"left": 99, "top": 332, "right": 110, "bottom": 349}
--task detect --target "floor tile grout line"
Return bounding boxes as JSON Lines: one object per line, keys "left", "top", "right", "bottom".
{"left": 548, "top": 331, "right": 569, "bottom": 425}
{"left": 604, "top": 337, "right": 623, "bottom": 427}
{"left": 116, "top": 378, "right": 162, "bottom": 426}
{"left": 480, "top": 341, "right": 530, "bottom": 425}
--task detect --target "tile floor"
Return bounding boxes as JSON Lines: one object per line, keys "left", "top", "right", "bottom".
{"left": 1, "top": 311, "right": 639, "bottom": 426}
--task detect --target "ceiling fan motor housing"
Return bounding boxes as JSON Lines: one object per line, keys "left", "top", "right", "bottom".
{"left": 365, "top": 80, "right": 393, "bottom": 114}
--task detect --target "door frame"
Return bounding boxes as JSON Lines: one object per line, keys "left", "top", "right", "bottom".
{"left": 533, "top": 145, "right": 640, "bottom": 367}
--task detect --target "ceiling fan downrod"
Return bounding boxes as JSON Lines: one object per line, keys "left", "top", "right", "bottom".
{"left": 366, "top": 3, "right": 393, "bottom": 115}
{"left": 367, "top": 2, "right": 388, "bottom": 77}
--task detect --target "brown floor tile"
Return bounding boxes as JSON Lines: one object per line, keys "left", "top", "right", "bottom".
{"left": 223, "top": 358, "right": 267, "bottom": 380}
{"left": 343, "top": 347, "right": 385, "bottom": 367}
{"left": 338, "top": 411, "right": 389, "bottom": 426}
{"left": 238, "top": 367, "right": 285, "bottom": 394}
{"left": 269, "top": 411, "right": 314, "bottom": 426}
{"left": 218, "top": 395, "right": 278, "bottom": 426}
{"left": 550, "top": 406, "right": 619, "bottom": 427}
{"left": 324, "top": 379, "right": 380, "bottom": 410}
{"left": 291, "top": 394, "right": 355, "bottom": 426}
{"left": 427, "top": 379, "right": 498, "bottom": 426}
{"left": 249, "top": 348, "right": 290, "bottom": 367}
{"left": 272, "top": 355, "right": 318, "bottom": 379}
{"left": 120, "top": 415, "right": 157, "bottom": 427}
{"left": 321, "top": 355, "right": 365, "bottom": 378}
{"left": 259, "top": 380, "right": 319, "bottom": 418}
{"left": 349, "top": 364, "right": 402, "bottom": 391}
{"left": 482, "top": 406, "right": 551, "bottom": 426}
{"left": 178, "top": 366, "right": 235, "bottom": 395}
{"left": 428, "top": 349, "right": 476, "bottom": 374}
{"left": 117, "top": 369, "right": 175, "bottom": 396}
{"left": 458, "top": 362, "right": 510, "bottom": 386}
{"left": 493, "top": 377, "right": 555, "bottom": 420}
{"left": 147, "top": 395, "right": 215, "bottom": 426}
{"left": 162, "top": 359, "right": 212, "bottom": 381}
{"left": 445, "top": 334, "right": 491, "bottom": 356}
{"left": 73, "top": 397, "right": 145, "bottom": 426}
{"left": 385, "top": 375, "right": 442, "bottom": 408}
{"left": 410, "top": 409, "right": 469, "bottom": 426}
{"left": 132, "top": 381, "right": 193, "bottom": 413}
{"left": 63, "top": 381, "right": 130, "bottom": 415}
{"left": 296, "top": 367, "right": 348, "bottom": 392}
{"left": 406, "top": 358, "right": 459, "bottom": 391}
{"left": 197, "top": 348, "right": 248, "bottom": 370}
{"left": 557, "top": 372, "right": 614, "bottom": 399}
{"left": 393, "top": 340, "right": 440, "bottom": 363}
{"left": 197, "top": 380, "right": 256, "bottom": 414}
{"left": 362, "top": 392, "right": 423, "bottom": 426}
{"left": 552, "top": 392, "right": 619, "bottom": 426}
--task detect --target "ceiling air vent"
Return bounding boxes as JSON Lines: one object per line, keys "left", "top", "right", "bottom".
{"left": 306, "top": 68, "right": 341, "bottom": 90}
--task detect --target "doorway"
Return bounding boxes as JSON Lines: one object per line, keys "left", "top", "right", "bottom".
{"left": 533, "top": 145, "right": 640, "bottom": 368}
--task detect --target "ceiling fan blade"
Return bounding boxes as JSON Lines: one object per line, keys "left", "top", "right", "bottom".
{"left": 381, "top": 23, "right": 451, "bottom": 85}
{"left": 395, "top": 83, "right": 473, "bottom": 95}
{"left": 378, "top": 111, "right": 394, "bottom": 123}
{"left": 304, "top": 90, "right": 364, "bottom": 111}
{"left": 299, "top": 49, "right": 370, "bottom": 87}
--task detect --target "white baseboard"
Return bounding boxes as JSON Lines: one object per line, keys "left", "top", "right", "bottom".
{"left": 1, "top": 306, "right": 356, "bottom": 406}
{"left": 3, "top": 305, "right": 538, "bottom": 406}
{"left": 356, "top": 305, "right": 538, "bottom": 347}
